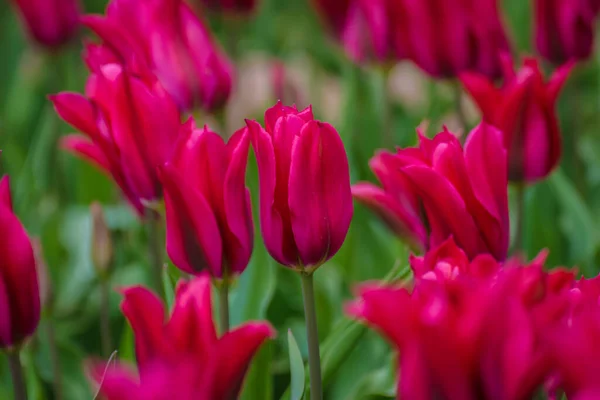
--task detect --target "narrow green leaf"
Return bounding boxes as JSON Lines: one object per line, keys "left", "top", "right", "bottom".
{"left": 288, "top": 329, "right": 305, "bottom": 400}
{"left": 162, "top": 263, "right": 175, "bottom": 311}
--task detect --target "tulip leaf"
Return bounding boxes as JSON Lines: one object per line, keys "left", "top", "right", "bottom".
{"left": 288, "top": 329, "right": 305, "bottom": 400}
{"left": 161, "top": 263, "right": 176, "bottom": 310}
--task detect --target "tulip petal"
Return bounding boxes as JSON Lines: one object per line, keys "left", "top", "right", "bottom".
{"left": 0, "top": 176, "right": 12, "bottom": 211}
{"left": 60, "top": 135, "right": 111, "bottom": 173}
{"left": 49, "top": 92, "right": 100, "bottom": 139}
{"left": 289, "top": 121, "right": 353, "bottom": 266}
{"left": 547, "top": 61, "right": 574, "bottom": 105}
{"left": 459, "top": 73, "right": 501, "bottom": 120}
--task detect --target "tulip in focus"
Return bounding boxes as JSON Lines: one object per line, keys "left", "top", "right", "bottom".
{"left": 90, "top": 275, "right": 275, "bottom": 399}
{"left": 51, "top": 46, "right": 182, "bottom": 216}
{"left": 0, "top": 175, "right": 40, "bottom": 348}
{"left": 10, "top": 0, "right": 80, "bottom": 48}
{"left": 354, "top": 123, "right": 509, "bottom": 261}
{"left": 83, "top": 0, "right": 233, "bottom": 111}
{"left": 199, "top": 0, "right": 258, "bottom": 15}
{"left": 461, "top": 57, "right": 573, "bottom": 182}
{"left": 535, "top": 0, "right": 600, "bottom": 65}
{"left": 246, "top": 102, "right": 353, "bottom": 272}
{"left": 160, "top": 122, "right": 253, "bottom": 280}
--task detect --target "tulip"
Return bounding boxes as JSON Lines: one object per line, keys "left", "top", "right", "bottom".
{"left": 199, "top": 0, "right": 258, "bottom": 14}
{"left": 50, "top": 49, "right": 182, "bottom": 216}
{"left": 160, "top": 123, "right": 253, "bottom": 280}
{"left": 10, "top": 0, "right": 79, "bottom": 48}
{"left": 83, "top": 0, "right": 233, "bottom": 111}
{"left": 354, "top": 123, "right": 509, "bottom": 261}
{"left": 312, "top": 0, "right": 393, "bottom": 63}
{"left": 461, "top": 57, "right": 573, "bottom": 182}
{"left": 535, "top": 0, "right": 600, "bottom": 65}
{"left": 246, "top": 102, "right": 353, "bottom": 271}
{"left": 0, "top": 175, "right": 40, "bottom": 349}
{"left": 90, "top": 275, "right": 275, "bottom": 399}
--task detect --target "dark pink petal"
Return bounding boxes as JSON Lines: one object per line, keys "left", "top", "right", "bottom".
{"left": 288, "top": 121, "right": 353, "bottom": 267}
{"left": 0, "top": 176, "right": 12, "bottom": 211}
{"left": 459, "top": 72, "right": 500, "bottom": 121}
{"left": 547, "top": 61, "right": 574, "bottom": 105}
{"left": 49, "top": 92, "right": 100, "bottom": 138}
{"left": 89, "top": 362, "right": 142, "bottom": 400}
{"left": 60, "top": 135, "right": 111, "bottom": 173}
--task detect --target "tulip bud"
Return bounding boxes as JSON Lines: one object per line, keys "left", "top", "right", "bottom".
{"left": 90, "top": 202, "right": 113, "bottom": 277}
{"left": 10, "top": 0, "right": 80, "bottom": 48}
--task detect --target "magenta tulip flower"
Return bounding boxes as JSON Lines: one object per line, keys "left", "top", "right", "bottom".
{"left": 90, "top": 275, "right": 274, "bottom": 399}
{"left": 535, "top": 0, "right": 600, "bottom": 65}
{"left": 10, "top": 0, "right": 79, "bottom": 48}
{"left": 83, "top": 0, "right": 233, "bottom": 112}
{"left": 245, "top": 102, "right": 353, "bottom": 271}
{"left": 51, "top": 47, "right": 181, "bottom": 216}
{"left": 0, "top": 176, "right": 40, "bottom": 348}
{"left": 461, "top": 57, "right": 573, "bottom": 182}
{"left": 354, "top": 123, "right": 509, "bottom": 261}
{"left": 159, "top": 122, "right": 253, "bottom": 279}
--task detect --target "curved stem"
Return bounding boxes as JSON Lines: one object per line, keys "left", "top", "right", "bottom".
{"left": 7, "top": 349, "right": 27, "bottom": 400}
{"left": 513, "top": 182, "right": 526, "bottom": 254}
{"left": 146, "top": 211, "right": 165, "bottom": 300}
{"left": 218, "top": 281, "right": 230, "bottom": 335}
{"left": 301, "top": 273, "right": 322, "bottom": 400}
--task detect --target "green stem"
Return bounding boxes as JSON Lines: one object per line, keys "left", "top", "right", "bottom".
{"left": 300, "top": 273, "right": 322, "bottom": 400}
{"left": 218, "top": 281, "right": 230, "bottom": 335}
{"left": 7, "top": 349, "right": 27, "bottom": 400}
{"left": 380, "top": 67, "right": 393, "bottom": 149}
{"left": 146, "top": 212, "right": 165, "bottom": 300}
{"left": 45, "top": 318, "right": 62, "bottom": 400}
{"left": 100, "top": 277, "right": 112, "bottom": 358}
{"left": 513, "top": 182, "right": 526, "bottom": 254}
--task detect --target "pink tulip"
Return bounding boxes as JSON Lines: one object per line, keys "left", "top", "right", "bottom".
{"left": 461, "top": 57, "right": 573, "bottom": 182}
{"left": 51, "top": 48, "right": 181, "bottom": 216}
{"left": 535, "top": 0, "right": 600, "bottom": 65}
{"left": 354, "top": 123, "right": 509, "bottom": 261}
{"left": 199, "top": 0, "right": 258, "bottom": 14}
{"left": 0, "top": 176, "right": 40, "bottom": 348}
{"left": 246, "top": 102, "right": 353, "bottom": 271}
{"left": 10, "top": 0, "right": 79, "bottom": 48}
{"left": 159, "top": 122, "right": 253, "bottom": 279}
{"left": 90, "top": 275, "right": 274, "bottom": 399}
{"left": 83, "top": 0, "right": 233, "bottom": 111}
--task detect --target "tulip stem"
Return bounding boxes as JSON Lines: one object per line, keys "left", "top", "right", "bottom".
{"left": 300, "top": 272, "right": 322, "bottom": 400}
{"left": 45, "top": 317, "right": 63, "bottom": 400}
{"left": 146, "top": 211, "right": 166, "bottom": 301}
{"left": 380, "top": 67, "right": 393, "bottom": 148}
{"left": 218, "top": 281, "right": 230, "bottom": 335}
{"left": 514, "top": 182, "right": 526, "bottom": 254}
{"left": 7, "top": 348, "right": 27, "bottom": 400}
{"left": 99, "top": 277, "right": 112, "bottom": 358}
{"left": 454, "top": 82, "right": 468, "bottom": 139}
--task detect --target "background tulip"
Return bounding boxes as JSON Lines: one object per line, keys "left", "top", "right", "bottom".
{"left": 10, "top": 0, "right": 80, "bottom": 48}
{"left": 247, "top": 102, "right": 353, "bottom": 271}
{"left": 461, "top": 57, "right": 572, "bottom": 182}
{"left": 83, "top": 0, "right": 233, "bottom": 111}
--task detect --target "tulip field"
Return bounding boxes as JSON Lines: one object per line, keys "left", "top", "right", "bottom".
{"left": 2, "top": 0, "right": 600, "bottom": 399}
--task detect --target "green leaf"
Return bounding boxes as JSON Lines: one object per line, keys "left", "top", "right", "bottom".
{"left": 288, "top": 329, "right": 305, "bottom": 400}
{"left": 162, "top": 264, "right": 175, "bottom": 311}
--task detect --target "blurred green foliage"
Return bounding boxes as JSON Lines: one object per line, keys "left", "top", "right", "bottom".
{"left": 1, "top": 0, "right": 600, "bottom": 399}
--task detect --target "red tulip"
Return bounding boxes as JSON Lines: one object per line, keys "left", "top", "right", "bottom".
{"left": 83, "top": 0, "right": 233, "bottom": 111}
{"left": 159, "top": 122, "right": 253, "bottom": 279}
{"left": 51, "top": 49, "right": 181, "bottom": 216}
{"left": 354, "top": 123, "right": 509, "bottom": 261}
{"left": 0, "top": 176, "right": 40, "bottom": 348}
{"left": 246, "top": 102, "right": 353, "bottom": 271}
{"left": 199, "top": 0, "right": 258, "bottom": 14}
{"left": 312, "top": 0, "right": 393, "bottom": 63}
{"left": 461, "top": 57, "right": 573, "bottom": 182}
{"left": 90, "top": 275, "right": 274, "bottom": 399}
{"left": 535, "top": 0, "right": 600, "bottom": 65}
{"left": 10, "top": 0, "right": 79, "bottom": 48}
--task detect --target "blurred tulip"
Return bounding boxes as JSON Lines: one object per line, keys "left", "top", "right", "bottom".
{"left": 159, "top": 122, "right": 253, "bottom": 279}
{"left": 10, "top": 0, "right": 79, "bottom": 48}
{"left": 90, "top": 202, "right": 113, "bottom": 276}
{"left": 199, "top": 0, "right": 258, "bottom": 15}
{"left": 354, "top": 123, "right": 509, "bottom": 261}
{"left": 90, "top": 275, "right": 275, "bottom": 399}
{"left": 461, "top": 57, "right": 573, "bottom": 182}
{"left": 246, "top": 102, "right": 353, "bottom": 271}
{"left": 51, "top": 51, "right": 181, "bottom": 216}
{"left": 535, "top": 0, "right": 600, "bottom": 65}
{"left": 0, "top": 176, "right": 40, "bottom": 348}
{"left": 83, "top": 0, "right": 233, "bottom": 112}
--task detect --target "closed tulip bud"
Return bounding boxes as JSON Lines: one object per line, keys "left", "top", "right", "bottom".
{"left": 461, "top": 57, "right": 573, "bottom": 182}
{"left": 159, "top": 122, "right": 253, "bottom": 280}
{"left": 535, "top": 0, "right": 600, "bottom": 65}
{"left": 83, "top": 0, "right": 233, "bottom": 112}
{"left": 90, "top": 202, "right": 113, "bottom": 277}
{"left": 246, "top": 102, "right": 353, "bottom": 272}
{"left": 51, "top": 52, "right": 182, "bottom": 216}
{"left": 10, "top": 0, "right": 80, "bottom": 49}
{"left": 0, "top": 176, "right": 40, "bottom": 348}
